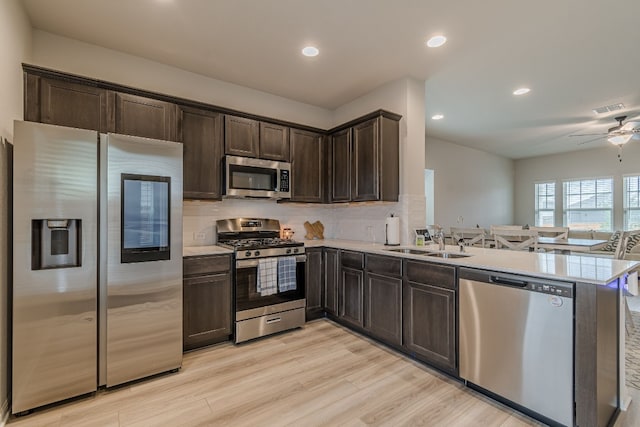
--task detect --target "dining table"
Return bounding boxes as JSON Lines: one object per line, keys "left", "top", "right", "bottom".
{"left": 537, "top": 237, "right": 608, "bottom": 254}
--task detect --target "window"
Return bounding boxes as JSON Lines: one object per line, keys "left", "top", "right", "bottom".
{"left": 535, "top": 182, "right": 555, "bottom": 226}
{"left": 563, "top": 178, "right": 613, "bottom": 231}
{"left": 624, "top": 175, "right": 640, "bottom": 230}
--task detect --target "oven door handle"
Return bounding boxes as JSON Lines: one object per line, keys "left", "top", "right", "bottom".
{"left": 236, "top": 254, "right": 306, "bottom": 269}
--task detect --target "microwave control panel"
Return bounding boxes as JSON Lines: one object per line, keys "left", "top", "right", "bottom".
{"left": 280, "top": 170, "right": 290, "bottom": 192}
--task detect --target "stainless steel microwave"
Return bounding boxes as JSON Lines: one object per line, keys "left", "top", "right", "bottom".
{"left": 224, "top": 155, "right": 291, "bottom": 199}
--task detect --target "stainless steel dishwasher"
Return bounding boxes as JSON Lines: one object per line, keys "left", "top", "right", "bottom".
{"left": 459, "top": 268, "right": 574, "bottom": 426}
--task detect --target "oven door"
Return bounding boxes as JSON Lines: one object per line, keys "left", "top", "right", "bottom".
{"left": 235, "top": 255, "right": 306, "bottom": 313}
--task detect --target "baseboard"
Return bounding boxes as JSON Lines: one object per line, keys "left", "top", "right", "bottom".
{"left": 0, "top": 398, "right": 8, "bottom": 427}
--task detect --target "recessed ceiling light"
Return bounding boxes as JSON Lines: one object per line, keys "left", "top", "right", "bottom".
{"left": 426, "top": 35, "right": 447, "bottom": 48}
{"left": 513, "top": 87, "right": 531, "bottom": 96}
{"left": 431, "top": 114, "right": 444, "bottom": 120}
{"left": 301, "top": 46, "right": 319, "bottom": 57}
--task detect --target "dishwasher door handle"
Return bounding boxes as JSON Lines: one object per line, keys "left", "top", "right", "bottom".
{"left": 489, "top": 276, "right": 528, "bottom": 287}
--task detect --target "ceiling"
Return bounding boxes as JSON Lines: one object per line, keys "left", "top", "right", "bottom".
{"left": 20, "top": 0, "right": 640, "bottom": 159}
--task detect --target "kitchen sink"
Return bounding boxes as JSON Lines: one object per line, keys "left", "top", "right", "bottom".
{"left": 384, "top": 248, "right": 432, "bottom": 255}
{"left": 424, "top": 252, "right": 470, "bottom": 259}
{"left": 384, "top": 248, "right": 471, "bottom": 258}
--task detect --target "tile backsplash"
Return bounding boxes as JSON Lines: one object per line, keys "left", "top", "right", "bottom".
{"left": 183, "top": 194, "right": 425, "bottom": 247}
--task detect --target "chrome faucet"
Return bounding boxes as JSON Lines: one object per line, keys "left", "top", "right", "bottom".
{"left": 458, "top": 238, "right": 466, "bottom": 253}
{"left": 433, "top": 227, "right": 445, "bottom": 251}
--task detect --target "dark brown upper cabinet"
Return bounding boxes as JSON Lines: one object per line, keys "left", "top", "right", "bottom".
{"left": 330, "top": 128, "right": 351, "bottom": 202}
{"left": 290, "top": 128, "right": 324, "bottom": 203}
{"left": 112, "top": 92, "right": 178, "bottom": 141}
{"left": 259, "top": 122, "right": 290, "bottom": 161}
{"left": 24, "top": 75, "right": 109, "bottom": 132}
{"left": 178, "top": 106, "right": 224, "bottom": 200}
{"left": 328, "top": 113, "right": 400, "bottom": 203}
{"left": 224, "top": 115, "right": 259, "bottom": 158}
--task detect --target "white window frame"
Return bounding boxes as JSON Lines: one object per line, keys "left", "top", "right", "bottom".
{"left": 623, "top": 174, "right": 640, "bottom": 230}
{"left": 562, "top": 177, "right": 613, "bottom": 231}
{"left": 534, "top": 181, "right": 555, "bottom": 227}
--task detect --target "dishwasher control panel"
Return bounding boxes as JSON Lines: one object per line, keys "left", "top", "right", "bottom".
{"left": 529, "top": 282, "right": 573, "bottom": 298}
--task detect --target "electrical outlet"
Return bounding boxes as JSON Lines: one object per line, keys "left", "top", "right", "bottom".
{"left": 194, "top": 232, "right": 206, "bottom": 241}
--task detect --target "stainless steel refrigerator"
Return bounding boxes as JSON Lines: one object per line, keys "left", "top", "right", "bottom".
{"left": 12, "top": 121, "right": 183, "bottom": 414}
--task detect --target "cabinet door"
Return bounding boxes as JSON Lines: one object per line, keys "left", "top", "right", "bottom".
{"left": 403, "top": 281, "right": 456, "bottom": 373}
{"left": 259, "top": 122, "right": 290, "bottom": 161}
{"left": 365, "top": 272, "right": 402, "bottom": 346}
{"left": 183, "top": 272, "right": 232, "bottom": 351}
{"left": 324, "top": 248, "right": 339, "bottom": 315}
{"left": 351, "top": 117, "right": 379, "bottom": 201}
{"left": 330, "top": 128, "right": 351, "bottom": 202}
{"left": 339, "top": 266, "right": 364, "bottom": 328}
{"left": 179, "top": 107, "right": 223, "bottom": 200}
{"left": 305, "top": 248, "right": 324, "bottom": 320}
{"left": 290, "top": 129, "right": 324, "bottom": 202}
{"left": 38, "top": 78, "right": 109, "bottom": 132}
{"left": 224, "top": 115, "right": 259, "bottom": 158}
{"left": 112, "top": 92, "right": 177, "bottom": 141}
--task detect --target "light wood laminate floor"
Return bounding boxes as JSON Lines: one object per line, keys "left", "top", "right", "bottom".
{"left": 5, "top": 319, "right": 635, "bottom": 426}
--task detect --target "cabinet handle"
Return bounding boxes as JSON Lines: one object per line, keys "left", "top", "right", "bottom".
{"left": 266, "top": 317, "right": 282, "bottom": 324}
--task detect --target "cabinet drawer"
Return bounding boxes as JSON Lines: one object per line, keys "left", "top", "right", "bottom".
{"left": 341, "top": 250, "right": 364, "bottom": 270}
{"left": 366, "top": 254, "right": 402, "bottom": 277}
{"left": 184, "top": 254, "right": 231, "bottom": 276}
{"left": 405, "top": 260, "right": 456, "bottom": 290}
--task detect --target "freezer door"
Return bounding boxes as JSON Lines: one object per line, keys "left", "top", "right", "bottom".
{"left": 12, "top": 121, "right": 98, "bottom": 413}
{"left": 104, "top": 133, "right": 183, "bottom": 387}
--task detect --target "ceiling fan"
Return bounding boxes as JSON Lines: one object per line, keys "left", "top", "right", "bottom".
{"left": 570, "top": 115, "right": 640, "bottom": 146}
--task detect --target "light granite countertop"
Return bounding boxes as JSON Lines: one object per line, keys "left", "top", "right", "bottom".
{"left": 304, "top": 239, "right": 639, "bottom": 286}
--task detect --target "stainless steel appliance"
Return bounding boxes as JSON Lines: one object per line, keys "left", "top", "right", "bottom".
{"left": 459, "top": 268, "right": 574, "bottom": 426}
{"left": 224, "top": 155, "right": 291, "bottom": 199}
{"left": 12, "top": 121, "right": 183, "bottom": 414}
{"left": 217, "top": 218, "right": 305, "bottom": 343}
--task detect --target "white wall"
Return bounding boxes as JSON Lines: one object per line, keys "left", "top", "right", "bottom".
{"left": 332, "top": 77, "right": 426, "bottom": 244}
{"left": 32, "top": 31, "right": 333, "bottom": 130}
{"left": 514, "top": 144, "right": 640, "bottom": 230}
{"left": 31, "top": 32, "right": 427, "bottom": 245}
{"left": 0, "top": 0, "right": 31, "bottom": 420}
{"left": 425, "top": 136, "right": 514, "bottom": 230}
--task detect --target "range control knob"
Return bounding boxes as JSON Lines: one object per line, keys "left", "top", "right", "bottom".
{"left": 245, "top": 251, "right": 252, "bottom": 257}
{"left": 286, "top": 248, "right": 292, "bottom": 254}
{"left": 293, "top": 248, "right": 299, "bottom": 254}
{"left": 254, "top": 250, "right": 261, "bottom": 257}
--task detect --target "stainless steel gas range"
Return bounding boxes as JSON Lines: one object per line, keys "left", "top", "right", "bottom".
{"left": 217, "top": 218, "right": 306, "bottom": 343}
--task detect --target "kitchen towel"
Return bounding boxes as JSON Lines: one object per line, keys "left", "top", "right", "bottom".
{"left": 386, "top": 216, "right": 400, "bottom": 245}
{"left": 257, "top": 258, "right": 278, "bottom": 296}
{"left": 277, "top": 256, "right": 297, "bottom": 292}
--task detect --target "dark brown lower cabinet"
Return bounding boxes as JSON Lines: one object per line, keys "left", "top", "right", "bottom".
{"left": 323, "top": 249, "right": 339, "bottom": 315}
{"left": 339, "top": 266, "right": 364, "bottom": 328}
{"left": 183, "top": 255, "right": 232, "bottom": 351}
{"left": 402, "top": 280, "right": 456, "bottom": 373}
{"left": 364, "top": 272, "right": 402, "bottom": 346}
{"left": 305, "top": 248, "right": 324, "bottom": 320}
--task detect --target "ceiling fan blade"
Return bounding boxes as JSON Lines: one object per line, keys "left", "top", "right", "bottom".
{"left": 621, "top": 121, "right": 640, "bottom": 131}
{"left": 577, "top": 136, "right": 605, "bottom": 145}
{"left": 569, "top": 133, "right": 608, "bottom": 137}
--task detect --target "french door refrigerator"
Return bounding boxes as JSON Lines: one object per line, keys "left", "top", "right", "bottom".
{"left": 12, "top": 121, "right": 183, "bottom": 414}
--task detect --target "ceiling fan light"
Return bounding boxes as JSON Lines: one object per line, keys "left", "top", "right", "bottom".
{"left": 608, "top": 134, "right": 633, "bottom": 145}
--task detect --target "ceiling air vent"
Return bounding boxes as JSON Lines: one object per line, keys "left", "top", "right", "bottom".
{"left": 592, "top": 103, "right": 625, "bottom": 114}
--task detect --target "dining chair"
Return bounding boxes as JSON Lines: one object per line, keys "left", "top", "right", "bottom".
{"left": 450, "top": 227, "right": 488, "bottom": 248}
{"left": 492, "top": 228, "right": 539, "bottom": 251}
{"left": 529, "top": 226, "right": 569, "bottom": 239}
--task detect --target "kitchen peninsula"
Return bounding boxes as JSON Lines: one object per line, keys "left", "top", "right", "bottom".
{"left": 300, "top": 239, "right": 638, "bottom": 427}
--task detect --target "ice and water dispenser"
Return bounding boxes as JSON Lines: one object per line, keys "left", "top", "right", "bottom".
{"left": 31, "top": 219, "right": 81, "bottom": 270}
